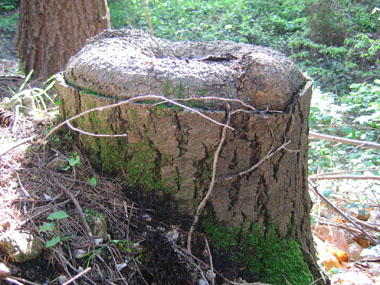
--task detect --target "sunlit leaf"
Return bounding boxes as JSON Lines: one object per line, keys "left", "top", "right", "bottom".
{"left": 39, "top": 222, "right": 55, "bottom": 232}
{"left": 88, "top": 177, "right": 97, "bottom": 186}
{"left": 48, "top": 211, "right": 69, "bottom": 220}
{"left": 45, "top": 236, "right": 61, "bottom": 248}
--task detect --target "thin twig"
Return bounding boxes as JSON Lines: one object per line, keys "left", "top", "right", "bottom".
{"left": 174, "top": 246, "right": 209, "bottom": 284}
{"left": 309, "top": 131, "right": 380, "bottom": 150}
{"left": 204, "top": 236, "right": 215, "bottom": 285}
{"left": 310, "top": 174, "right": 380, "bottom": 180}
{"left": 311, "top": 169, "right": 380, "bottom": 176}
{"left": 47, "top": 176, "right": 93, "bottom": 239}
{"left": 16, "top": 172, "right": 32, "bottom": 198}
{"left": 3, "top": 277, "right": 24, "bottom": 285}
{"left": 41, "top": 95, "right": 234, "bottom": 143}
{"left": 308, "top": 178, "right": 379, "bottom": 245}
{"left": 187, "top": 106, "right": 231, "bottom": 252}
{"left": 66, "top": 121, "right": 127, "bottom": 138}
{"left": 217, "top": 140, "right": 292, "bottom": 181}
{"left": 153, "top": 96, "right": 259, "bottom": 113}
{"left": 62, "top": 267, "right": 91, "bottom": 285}
{"left": 5, "top": 276, "right": 44, "bottom": 285}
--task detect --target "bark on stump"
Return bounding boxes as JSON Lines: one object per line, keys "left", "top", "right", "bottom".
{"left": 56, "top": 29, "right": 322, "bottom": 283}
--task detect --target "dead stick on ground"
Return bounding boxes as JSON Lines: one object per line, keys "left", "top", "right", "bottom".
{"left": 5, "top": 276, "right": 40, "bottom": 285}
{"left": 47, "top": 176, "right": 93, "bottom": 239}
{"left": 309, "top": 174, "right": 380, "bottom": 180}
{"left": 310, "top": 169, "right": 380, "bottom": 176}
{"left": 187, "top": 106, "right": 231, "bottom": 252}
{"left": 308, "top": 178, "right": 379, "bottom": 245}
{"left": 204, "top": 236, "right": 215, "bottom": 285}
{"left": 309, "top": 131, "right": 380, "bottom": 150}
{"left": 63, "top": 267, "right": 91, "bottom": 285}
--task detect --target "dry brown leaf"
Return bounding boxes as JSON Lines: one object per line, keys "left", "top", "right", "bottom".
{"left": 353, "top": 237, "right": 371, "bottom": 249}
{"left": 314, "top": 225, "right": 349, "bottom": 252}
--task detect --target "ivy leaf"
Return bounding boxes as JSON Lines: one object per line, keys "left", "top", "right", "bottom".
{"left": 48, "top": 211, "right": 69, "bottom": 221}
{"left": 62, "top": 165, "right": 71, "bottom": 171}
{"left": 88, "top": 177, "right": 97, "bottom": 186}
{"left": 68, "top": 155, "right": 82, "bottom": 167}
{"left": 39, "top": 222, "right": 55, "bottom": 232}
{"left": 45, "top": 236, "right": 61, "bottom": 248}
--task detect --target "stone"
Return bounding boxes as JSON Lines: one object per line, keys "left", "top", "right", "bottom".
{"left": 0, "top": 230, "right": 44, "bottom": 263}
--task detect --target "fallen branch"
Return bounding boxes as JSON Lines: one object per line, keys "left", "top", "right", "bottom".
{"left": 187, "top": 106, "right": 231, "bottom": 252}
{"left": 308, "top": 178, "right": 379, "bottom": 245}
{"left": 46, "top": 176, "right": 93, "bottom": 239}
{"left": 63, "top": 267, "right": 91, "bottom": 285}
{"left": 204, "top": 236, "right": 215, "bottom": 285}
{"left": 311, "top": 215, "right": 380, "bottom": 238}
{"left": 4, "top": 276, "right": 40, "bottom": 285}
{"left": 309, "top": 131, "right": 380, "bottom": 150}
{"left": 311, "top": 169, "right": 380, "bottom": 176}
{"left": 309, "top": 174, "right": 380, "bottom": 180}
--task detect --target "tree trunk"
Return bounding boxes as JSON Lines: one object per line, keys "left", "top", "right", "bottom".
{"left": 15, "top": 0, "right": 110, "bottom": 78}
{"left": 56, "top": 29, "right": 324, "bottom": 284}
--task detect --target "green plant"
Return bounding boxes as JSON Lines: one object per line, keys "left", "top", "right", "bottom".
{"left": 63, "top": 152, "right": 83, "bottom": 171}
{"left": 88, "top": 176, "right": 97, "bottom": 186}
{"left": 2, "top": 71, "right": 58, "bottom": 118}
{"left": 39, "top": 211, "right": 69, "bottom": 248}
{"left": 0, "top": 0, "right": 19, "bottom": 12}
{"left": 80, "top": 237, "right": 136, "bottom": 268}
{"left": 308, "top": 79, "right": 380, "bottom": 175}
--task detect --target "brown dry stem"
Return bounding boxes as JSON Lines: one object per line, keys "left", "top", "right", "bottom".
{"left": 187, "top": 105, "right": 231, "bottom": 252}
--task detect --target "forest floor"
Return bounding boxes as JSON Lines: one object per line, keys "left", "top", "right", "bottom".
{"left": 1, "top": 36, "right": 380, "bottom": 284}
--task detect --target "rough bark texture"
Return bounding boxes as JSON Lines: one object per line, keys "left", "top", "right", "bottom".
{"left": 15, "top": 0, "right": 110, "bottom": 78}
{"left": 56, "top": 29, "right": 322, "bottom": 283}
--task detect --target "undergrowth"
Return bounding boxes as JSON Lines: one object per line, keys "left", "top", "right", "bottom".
{"left": 108, "top": 0, "right": 380, "bottom": 96}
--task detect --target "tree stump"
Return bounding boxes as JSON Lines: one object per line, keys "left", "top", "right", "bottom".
{"left": 56, "top": 29, "right": 323, "bottom": 284}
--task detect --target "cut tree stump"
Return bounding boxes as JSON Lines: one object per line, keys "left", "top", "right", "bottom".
{"left": 56, "top": 28, "right": 323, "bottom": 284}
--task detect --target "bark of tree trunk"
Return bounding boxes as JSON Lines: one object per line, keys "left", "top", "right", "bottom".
{"left": 15, "top": 0, "right": 110, "bottom": 78}
{"left": 56, "top": 29, "right": 324, "bottom": 283}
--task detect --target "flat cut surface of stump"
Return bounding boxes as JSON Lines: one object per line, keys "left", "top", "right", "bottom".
{"left": 64, "top": 28, "right": 306, "bottom": 111}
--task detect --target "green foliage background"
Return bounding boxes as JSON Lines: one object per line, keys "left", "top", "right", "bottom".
{"left": 108, "top": 0, "right": 380, "bottom": 95}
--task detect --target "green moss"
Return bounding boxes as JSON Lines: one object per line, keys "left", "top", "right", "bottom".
{"left": 75, "top": 92, "right": 180, "bottom": 192}
{"left": 125, "top": 139, "right": 161, "bottom": 190}
{"left": 203, "top": 219, "right": 313, "bottom": 285}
